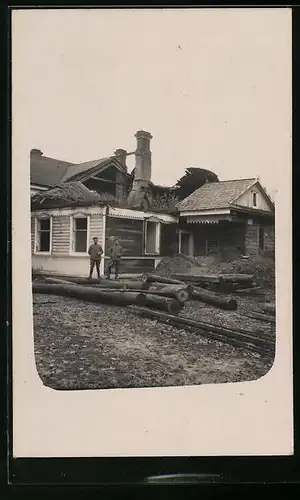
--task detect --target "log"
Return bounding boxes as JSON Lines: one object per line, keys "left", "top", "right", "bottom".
{"left": 169, "top": 273, "right": 223, "bottom": 284}
{"left": 49, "top": 276, "right": 101, "bottom": 285}
{"left": 262, "top": 303, "right": 276, "bottom": 315}
{"left": 219, "top": 274, "right": 254, "bottom": 284}
{"left": 191, "top": 287, "right": 237, "bottom": 310}
{"left": 86, "top": 287, "right": 194, "bottom": 303}
{"left": 128, "top": 306, "right": 274, "bottom": 355}
{"left": 32, "top": 282, "right": 146, "bottom": 307}
{"left": 142, "top": 294, "right": 184, "bottom": 314}
{"left": 147, "top": 283, "right": 192, "bottom": 303}
{"left": 93, "top": 285, "right": 190, "bottom": 303}
{"left": 44, "top": 276, "right": 77, "bottom": 285}
{"left": 142, "top": 273, "right": 188, "bottom": 286}
{"left": 165, "top": 273, "right": 254, "bottom": 287}
{"left": 57, "top": 276, "right": 149, "bottom": 290}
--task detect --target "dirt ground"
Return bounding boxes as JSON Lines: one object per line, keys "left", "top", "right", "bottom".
{"left": 33, "top": 287, "right": 275, "bottom": 391}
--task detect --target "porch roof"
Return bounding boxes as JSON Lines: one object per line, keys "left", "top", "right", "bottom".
{"left": 108, "top": 206, "right": 178, "bottom": 223}
{"left": 177, "top": 178, "right": 257, "bottom": 211}
{"left": 181, "top": 206, "right": 274, "bottom": 224}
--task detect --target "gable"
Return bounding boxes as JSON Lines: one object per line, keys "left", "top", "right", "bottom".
{"left": 63, "top": 157, "right": 128, "bottom": 182}
{"left": 177, "top": 178, "right": 256, "bottom": 212}
{"left": 233, "top": 182, "right": 274, "bottom": 212}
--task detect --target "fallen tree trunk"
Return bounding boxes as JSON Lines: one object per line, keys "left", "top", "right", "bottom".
{"left": 169, "top": 273, "right": 223, "bottom": 284}
{"left": 55, "top": 276, "right": 150, "bottom": 290}
{"left": 262, "top": 303, "right": 276, "bottom": 315}
{"left": 219, "top": 274, "right": 254, "bottom": 284}
{"left": 86, "top": 287, "right": 193, "bottom": 302}
{"left": 142, "top": 294, "right": 184, "bottom": 314}
{"left": 128, "top": 306, "right": 274, "bottom": 355}
{"left": 44, "top": 276, "right": 77, "bottom": 285}
{"left": 147, "top": 283, "right": 191, "bottom": 303}
{"left": 244, "top": 311, "right": 276, "bottom": 324}
{"left": 142, "top": 273, "right": 188, "bottom": 286}
{"left": 191, "top": 287, "right": 237, "bottom": 310}
{"left": 32, "top": 282, "right": 146, "bottom": 307}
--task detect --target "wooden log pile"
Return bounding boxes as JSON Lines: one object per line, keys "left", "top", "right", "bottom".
{"left": 36, "top": 271, "right": 248, "bottom": 312}
{"left": 32, "top": 270, "right": 274, "bottom": 355}
{"left": 153, "top": 272, "right": 256, "bottom": 293}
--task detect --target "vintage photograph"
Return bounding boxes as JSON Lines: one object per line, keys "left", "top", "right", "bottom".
{"left": 27, "top": 8, "right": 278, "bottom": 392}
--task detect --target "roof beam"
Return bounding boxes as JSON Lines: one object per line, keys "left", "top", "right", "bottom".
{"left": 88, "top": 176, "right": 125, "bottom": 185}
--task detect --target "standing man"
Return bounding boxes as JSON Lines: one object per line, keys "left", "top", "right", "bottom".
{"left": 106, "top": 237, "right": 124, "bottom": 280}
{"left": 88, "top": 236, "right": 103, "bottom": 280}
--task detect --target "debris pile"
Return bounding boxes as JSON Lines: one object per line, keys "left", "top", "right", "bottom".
{"left": 156, "top": 253, "right": 275, "bottom": 288}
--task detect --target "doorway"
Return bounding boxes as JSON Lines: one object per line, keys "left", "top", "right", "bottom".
{"left": 258, "top": 226, "right": 265, "bottom": 251}
{"left": 179, "top": 231, "right": 194, "bottom": 257}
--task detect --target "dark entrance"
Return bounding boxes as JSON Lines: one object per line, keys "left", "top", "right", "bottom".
{"left": 180, "top": 232, "right": 192, "bottom": 256}
{"left": 259, "top": 226, "right": 265, "bottom": 251}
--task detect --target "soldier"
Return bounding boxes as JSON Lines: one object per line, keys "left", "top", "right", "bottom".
{"left": 106, "top": 237, "right": 124, "bottom": 280}
{"left": 88, "top": 236, "right": 103, "bottom": 279}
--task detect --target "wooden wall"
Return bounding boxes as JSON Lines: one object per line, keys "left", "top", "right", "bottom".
{"left": 51, "top": 216, "right": 70, "bottom": 254}
{"left": 31, "top": 216, "right": 35, "bottom": 253}
{"left": 31, "top": 213, "right": 105, "bottom": 256}
{"left": 105, "top": 216, "right": 144, "bottom": 257}
{"left": 245, "top": 220, "right": 275, "bottom": 256}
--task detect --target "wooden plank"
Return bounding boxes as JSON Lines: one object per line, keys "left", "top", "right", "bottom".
{"left": 105, "top": 216, "right": 144, "bottom": 257}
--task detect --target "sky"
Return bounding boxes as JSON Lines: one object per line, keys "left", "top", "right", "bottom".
{"left": 12, "top": 8, "right": 291, "bottom": 199}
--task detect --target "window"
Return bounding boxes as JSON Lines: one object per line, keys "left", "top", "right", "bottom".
{"left": 144, "top": 221, "right": 160, "bottom": 255}
{"left": 259, "top": 226, "right": 265, "bottom": 251}
{"left": 71, "top": 216, "right": 89, "bottom": 253}
{"left": 35, "top": 217, "right": 52, "bottom": 253}
{"left": 205, "top": 239, "right": 220, "bottom": 255}
{"left": 253, "top": 192, "right": 257, "bottom": 207}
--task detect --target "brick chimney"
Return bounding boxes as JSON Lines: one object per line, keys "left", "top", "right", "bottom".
{"left": 127, "top": 130, "right": 153, "bottom": 209}
{"left": 114, "top": 148, "right": 127, "bottom": 171}
{"left": 134, "top": 130, "right": 152, "bottom": 181}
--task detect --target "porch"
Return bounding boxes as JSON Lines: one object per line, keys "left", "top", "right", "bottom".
{"left": 178, "top": 214, "right": 275, "bottom": 259}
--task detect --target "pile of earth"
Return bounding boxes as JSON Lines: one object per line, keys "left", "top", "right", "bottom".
{"left": 156, "top": 253, "right": 275, "bottom": 287}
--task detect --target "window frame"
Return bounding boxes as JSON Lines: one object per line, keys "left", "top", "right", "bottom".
{"left": 34, "top": 215, "right": 52, "bottom": 255}
{"left": 205, "top": 238, "right": 220, "bottom": 255}
{"left": 69, "top": 214, "right": 91, "bottom": 256}
{"left": 144, "top": 220, "right": 161, "bottom": 256}
{"left": 253, "top": 192, "right": 257, "bottom": 207}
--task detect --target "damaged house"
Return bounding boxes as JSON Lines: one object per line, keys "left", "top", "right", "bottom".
{"left": 30, "top": 130, "right": 275, "bottom": 278}
{"left": 177, "top": 178, "right": 275, "bottom": 258}
{"left": 31, "top": 131, "right": 179, "bottom": 277}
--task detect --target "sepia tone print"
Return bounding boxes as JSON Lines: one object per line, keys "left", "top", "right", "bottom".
{"left": 12, "top": 7, "right": 293, "bottom": 459}
{"left": 31, "top": 130, "right": 276, "bottom": 390}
